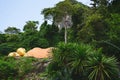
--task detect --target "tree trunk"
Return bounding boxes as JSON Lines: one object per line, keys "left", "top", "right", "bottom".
{"left": 65, "top": 25, "right": 67, "bottom": 44}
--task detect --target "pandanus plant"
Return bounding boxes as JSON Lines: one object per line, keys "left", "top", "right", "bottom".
{"left": 87, "top": 49, "right": 119, "bottom": 80}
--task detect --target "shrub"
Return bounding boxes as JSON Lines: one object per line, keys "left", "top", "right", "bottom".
{"left": 0, "top": 58, "right": 18, "bottom": 80}
{"left": 47, "top": 42, "right": 93, "bottom": 80}
{"left": 0, "top": 43, "right": 15, "bottom": 56}
{"left": 47, "top": 42, "right": 119, "bottom": 80}
{"left": 0, "top": 56, "right": 38, "bottom": 80}
{"left": 87, "top": 49, "right": 119, "bottom": 80}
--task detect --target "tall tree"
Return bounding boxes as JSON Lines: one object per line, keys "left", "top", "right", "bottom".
{"left": 90, "top": 0, "right": 110, "bottom": 17}
{"left": 39, "top": 21, "right": 60, "bottom": 46}
{"left": 42, "top": 0, "right": 74, "bottom": 44}
{"left": 108, "top": 0, "right": 120, "bottom": 13}
{"left": 90, "top": 0, "right": 109, "bottom": 8}
{"left": 23, "top": 21, "right": 39, "bottom": 32}
{"left": 4, "top": 27, "right": 20, "bottom": 34}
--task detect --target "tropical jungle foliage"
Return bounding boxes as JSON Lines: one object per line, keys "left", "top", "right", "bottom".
{"left": 47, "top": 43, "right": 119, "bottom": 80}
{"left": 0, "top": 0, "right": 120, "bottom": 80}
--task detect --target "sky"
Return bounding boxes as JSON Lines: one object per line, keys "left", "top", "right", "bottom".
{"left": 0, "top": 0, "right": 91, "bottom": 32}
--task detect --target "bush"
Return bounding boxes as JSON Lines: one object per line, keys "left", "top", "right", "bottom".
{"left": 47, "top": 42, "right": 93, "bottom": 80}
{"left": 87, "top": 50, "right": 119, "bottom": 80}
{"left": 0, "top": 43, "right": 16, "bottom": 56}
{"left": 16, "top": 57, "right": 37, "bottom": 78}
{"left": 47, "top": 42, "right": 119, "bottom": 80}
{"left": 0, "top": 57, "right": 18, "bottom": 80}
{"left": 0, "top": 56, "right": 38, "bottom": 80}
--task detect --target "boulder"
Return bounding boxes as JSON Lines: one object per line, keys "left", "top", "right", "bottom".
{"left": 17, "top": 48, "right": 26, "bottom": 56}
{"left": 25, "top": 47, "right": 53, "bottom": 58}
{"left": 8, "top": 52, "right": 20, "bottom": 57}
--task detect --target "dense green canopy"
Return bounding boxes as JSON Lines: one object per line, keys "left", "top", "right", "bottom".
{"left": 0, "top": 0, "right": 120, "bottom": 79}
